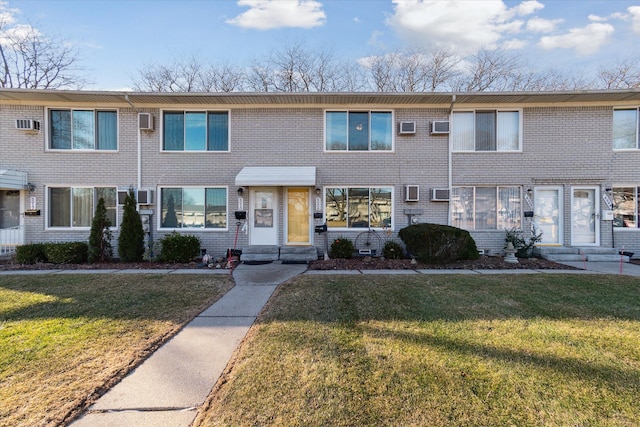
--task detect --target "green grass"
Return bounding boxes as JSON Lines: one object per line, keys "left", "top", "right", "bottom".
{"left": 0, "top": 273, "right": 233, "bottom": 427}
{"left": 197, "top": 274, "right": 640, "bottom": 427}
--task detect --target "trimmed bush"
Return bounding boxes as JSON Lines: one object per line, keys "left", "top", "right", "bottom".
{"left": 398, "top": 223, "right": 479, "bottom": 264}
{"left": 45, "top": 242, "right": 88, "bottom": 264}
{"left": 158, "top": 232, "right": 201, "bottom": 263}
{"left": 88, "top": 197, "right": 113, "bottom": 263}
{"left": 383, "top": 240, "right": 404, "bottom": 259}
{"left": 330, "top": 236, "right": 355, "bottom": 259}
{"left": 15, "top": 243, "right": 48, "bottom": 264}
{"left": 118, "top": 187, "right": 145, "bottom": 262}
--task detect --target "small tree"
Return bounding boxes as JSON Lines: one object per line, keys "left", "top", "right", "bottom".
{"left": 88, "top": 197, "right": 113, "bottom": 263}
{"left": 118, "top": 187, "right": 145, "bottom": 262}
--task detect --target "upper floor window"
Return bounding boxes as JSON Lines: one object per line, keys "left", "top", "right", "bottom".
{"left": 451, "top": 110, "right": 521, "bottom": 152}
{"left": 325, "top": 187, "right": 392, "bottom": 229}
{"left": 613, "top": 108, "right": 639, "bottom": 149}
{"left": 49, "top": 109, "right": 117, "bottom": 150}
{"left": 160, "top": 187, "right": 227, "bottom": 229}
{"left": 163, "top": 111, "right": 229, "bottom": 151}
{"left": 325, "top": 111, "right": 393, "bottom": 151}
{"left": 451, "top": 186, "right": 521, "bottom": 230}
{"left": 48, "top": 186, "right": 116, "bottom": 228}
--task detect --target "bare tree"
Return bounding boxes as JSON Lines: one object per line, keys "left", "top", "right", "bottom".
{"left": 0, "top": 19, "right": 85, "bottom": 89}
{"left": 596, "top": 57, "right": 640, "bottom": 89}
{"left": 453, "top": 49, "right": 523, "bottom": 92}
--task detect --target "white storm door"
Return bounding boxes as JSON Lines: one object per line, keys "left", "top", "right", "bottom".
{"left": 571, "top": 187, "right": 599, "bottom": 246}
{"left": 533, "top": 187, "right": 562, "bottom": 245}
{"left": 249, "top": 188, "right": 278, "bottom": 245}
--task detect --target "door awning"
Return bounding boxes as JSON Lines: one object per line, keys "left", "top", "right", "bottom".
{"left": 0, "top": 169, "right": 27, "bottom": 190}
{"left": 235, "top": 166, "right": 316, "bottom": 186}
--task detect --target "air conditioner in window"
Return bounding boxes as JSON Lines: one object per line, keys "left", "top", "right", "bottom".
{"left": 405, "top": 185, "right": 419, "bottom": 202}
{"left": 430, "top": 121, "right": 450, "bottom": 135}
{"left": 139, "top": 113, "right": 154, "bottom": 131}
{"left": 16, "top": 119, "right": 41, "bottom": 131}
{"left": 431, "top": 188, "right": 450, "bottom": 201}
{"left": 137, "top": 189, "right": 154, "bottom": 205}
{"left": 398, "top": 121, "right": 416, "bottom": 135}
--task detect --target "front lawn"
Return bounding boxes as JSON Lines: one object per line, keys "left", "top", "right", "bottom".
{"left": 197, "top": 274, "right": 640, "bottom": 427}
{"left": 0, "top": 273, "right": 233, "bottom": 427}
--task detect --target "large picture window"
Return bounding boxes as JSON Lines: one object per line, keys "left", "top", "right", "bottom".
{"left": 613, "top": 187, "right": 640, "bottom": 227}
{"left": 451, "top": 110, "right": 520, "bottom": 151}
{"left": 325, "top": 111, "right": 393, "bottom": 151}
{"left": 451, "top": 186, "right": 521, "bottom": 230}
{"left": 49, "top": 109, "right": 117, "bottom": 150}
{"left": 48, "top": 187, "right": 116, "bottom": 228}
{"left": 163, "top": 111, "right": 229, "bottom": 151}
{"left": 613, "top": 108, "right": 639, "bottom": 149}
{"left": 325, "top": 187, "right": 392, "bottom": 229}
{"left": 160, "top": 187, "right": 227, "bottom": 229}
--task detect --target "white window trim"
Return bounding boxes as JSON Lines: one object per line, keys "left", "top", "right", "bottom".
{"left": 323, "top": 109, "right": 395, "bottom": 153}
{"left": 45, "top": 185, "right": 119, "bottom": 230}
{"left": 612, "top": 107, "right": 639, "bottom": 151}
{"left": 450, "top": 108, "right": 523, "bottom": 153}
{"left": 450, "top": 186, "right": 523, "bottom": 231}
{"left": 159, "top": 109, "right": 231, "bottom": 153}
{"left": 157, "top": 185, "right": 229, "bottom": 231}
{"left": 44, "top": 107, "right": 120, "bottom": 152}
{"left": 323, "top": 185, "right": 394, "bottom": 231}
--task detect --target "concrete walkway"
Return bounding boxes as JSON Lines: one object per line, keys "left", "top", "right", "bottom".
{"left": 20, "top": 259, "right": 638, "bottom": 426}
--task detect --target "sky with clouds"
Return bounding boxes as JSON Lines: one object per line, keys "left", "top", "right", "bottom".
{"left": 5, "top": 0, "right": 640, "bottom": 90}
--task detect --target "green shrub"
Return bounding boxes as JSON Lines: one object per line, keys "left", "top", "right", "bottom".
{"left": 88, "top": 197, "right": 113, "bottom": 263}
{"left": 383, "top": 240, "right": 404, "bottom": 259}
{"left": 118, "top": 187, "right": 145, "bottom": 262}
{"left": 330, "top": 236, "right": 355, "bottom": 259}
{"left": 158, "top": 232, "right": 201, "bottom": 263}
{"left": 45, "top": 242, "right": 88, "bottom": 264}
{"left": 504, "top": 226, "right": 543, "bottom": 258}
{"left": 398, "top": 223, "right": 479, "bottom": 264}
{"left": 15, "top": 243, "right": 48, "bottom": 264}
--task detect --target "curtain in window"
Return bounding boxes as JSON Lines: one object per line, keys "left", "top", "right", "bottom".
{"left": 451, "top": 112, "right": 474, "bottom": 151}
{"left": 326, "top": 112, "right": 347, "bottom": 150}
{"left": 163, "top": 112, "right": 185, "bottom": 151}
{"left": 50, "top": 110, "right": 71, "bottom": 149}
{"left": 326, "top": 188, "right": 346, "bottom": 228}
{"left": 205, "top": 188, "right": 227, "bottom": 228}
{"left": 348, "top": 112, "right": 369, "bottom": 151}
{"left": 161, "top": 188, "right": 182, "bottom": 227}
{"left": 498, "top": 187, "right": 521, "bottom": 230}
{"left": 497, "top": 112, "right": 519, "bottom": 151}
{"left": 96, "top": 187, "right": 117, "bottom": 226}
{"left": 475, "top": 111, "right": 496, "bottom": 151}
{"left": 475, "top": 187, "right": 496, "bottom": 229}
{"left": 451, "top": 187, "right": 474, "bottom": 229}
{"left": 96, "top": 111, "right": 117, "bottom": 150}
{"left": 370, "top": 112, "right": 392, "bottom": 150}
{"left": 185, "top": 112, "right": 207, "bottom": 151}
{"left": 613, "top": 109, "right": 638, "bottom": 149}
{"left": 208, "top": 112, "right": 229, "bottom": 151}
{"left": 49, "top": 188, "right": 71, "bottom": 227}
{"left": 72, "top": 188, "right": 93, "bottom": 227}
{"left": 73, "top": 110, "right": 94, "bottom": 150}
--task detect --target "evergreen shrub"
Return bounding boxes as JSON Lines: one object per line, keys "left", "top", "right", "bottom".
{"left": 398, "top": 223, "right": 479, "bottom": 264}
{"left": 330, "top": 236, "right": 354, "bottom": 259}
{"left": 158, "top": 232, "right": 201, "bottom": 263}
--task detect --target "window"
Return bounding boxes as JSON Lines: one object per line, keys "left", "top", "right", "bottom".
{"left": 325, "top": 187, "right": 392, "bottom": 228}
{"left": 613, "top": 187, "right": 639, "bottom": 227}
{"left": 613, "top": 108, "right": 639, "bottom": 149}
{"left": 451, "top": 110, "right": 520, "bottom": 151}
{"left": 325, "top": 111, "right": 393, "bottom": 151}
{"left": 451, "top": 186, "right": 521, "bottom": 230}
{"left": 49, "top": 109, "right": 117, "bottom": 150}
{"left": 48, "top": 187, "right": 116, "bottom": 228}
{"left": 163, "top": 111, "right": 229, "bottom": 151}
{"left": 160, "top": 187, "right": 227, "bottom": 229}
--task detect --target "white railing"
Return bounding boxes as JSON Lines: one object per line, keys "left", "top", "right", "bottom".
{"left": 0, "top": 226, "right": 23, "bottom": 255}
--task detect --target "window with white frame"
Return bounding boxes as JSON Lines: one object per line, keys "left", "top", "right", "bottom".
{"left": 48, "top": 187, "right": 117, "bottom": 228}
{"left": 49, "top": 109, "right": 117, "bottom": 150}
{"left": 325, "top": 111, "right": 393, "bottom": 151}
{"left": 613, "top": 187, "right": 640, "bottom": 227}
{"left": 325, "top": 187, "right": 392, "bottom": 228}
{"left": 451, "top": 186, "right": 521, "bottom": 230}
{"left": 613, "top": 108, "right": 639, "bottom": 149}
{"left": 163, "top": 111, "right": 229, "bottom": 151}
{"left": 160, "top": 187, "right": 227, "bottom": 229}
{"left": 451, "top": 110, "right": 521, "bottom": 151}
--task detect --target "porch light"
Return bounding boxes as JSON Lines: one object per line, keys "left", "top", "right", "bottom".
{"left": 26, "top": 182, "right": 35, "bottom": 192}
{"left": 315, "top": 188, "right": 321, "bottom": 196}
{"left": 237, "top": 187, "right": 244, "bottom": 196}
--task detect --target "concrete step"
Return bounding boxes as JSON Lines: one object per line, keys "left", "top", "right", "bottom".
{"left": 240, "top": 246, "right": 279, "bottom": 262}
{"left": 535, "top": 246, "right": 629, "bottom": 262}
{"left": 280, "top": 246, "right": 318, "bottom": 263}
{"left": 587, "top": 254, "right": 629, "bottom": 262}
{"left": 543, "top": 254, "right": 585, "bottom": 262}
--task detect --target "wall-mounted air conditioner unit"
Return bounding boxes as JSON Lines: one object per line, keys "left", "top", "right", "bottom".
{"left": 398, "top": 121, "right": 416, "bottom": 135}
{"left": 430, "top": 121, "right": 449, "bottom": 135}
{"left": 139, "top": 113, "right": 154, "bottom": 131}
{"left": 405, "top": 185, "right": 419, "bottom": 202}
{"left": 16, "top": 119, "right": 41, "bottom": 131}
{"left": 431, "top": 188, "right": 450, "bottom": 201}
{"left": 137, "top": 189, "right": 154, "bottom": 205}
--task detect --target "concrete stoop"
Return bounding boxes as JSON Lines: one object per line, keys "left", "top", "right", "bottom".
{"left": 534, "top": 246, "right": 629, "bottom": 262}
{"left": 241, "top": 245, "right": 318, "bottom": 263}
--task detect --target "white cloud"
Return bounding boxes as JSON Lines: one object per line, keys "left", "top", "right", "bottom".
{"left": 629, "top": 6, "right": 640, "bottom": 34}
{"left": 386, "top": 0, "right": 541, "bottom": 56}
{"left": 538, "top": 22, "right": 614, "bottom": 55}
{"left": 227, "top": 0, "right": 326, "bottom": 30}
{"left": 0, "top": 1, "right": 18, "bottom": 26}
{"left": 526, "top": 17, "right": 563, "bottom": 33}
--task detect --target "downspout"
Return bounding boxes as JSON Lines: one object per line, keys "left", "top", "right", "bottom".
{"left": 124, "top": 95, "right": 142, "bottom": 190}
{"left": 447, "top": 95, "right": 456, "bottom": 225}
